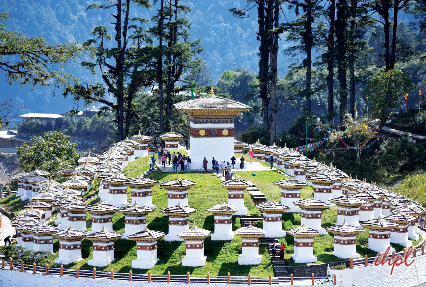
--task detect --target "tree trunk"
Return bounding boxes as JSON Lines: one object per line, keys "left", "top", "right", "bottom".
{"left": 383, "top": 3, "right": 391, "bottom": 70}
{"left": 158, "top": 0, "right": 165, "bottom": 135}
{"left": 116, "top": 0, "right": 124, "bottom": 141}
{"left": 390, "top": 0, "right": 398, "bottom": 70}
{"left": 336, "top": 0, "right": 348, "bottom": 124}
{"left": 349, "top": 0, "right": 356, "bottom": 118}
{"left": 305, "top": 0, "right": 313, "bottom": 112}
{"left": 327, "top": 0, "right": 335, "bottom": 121}
{"left": 269, "top": 0, "right": 279, "bottom": 145}
{"left": 258, "top": 0, "right": 270, "bottom": 135}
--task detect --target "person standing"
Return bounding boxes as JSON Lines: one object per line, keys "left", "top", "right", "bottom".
{"left": 240, "top": 156, "right": 245, "bottom": 169}
{"left": 151, "top": 155, "right": 156, "bottom": 170}
{"left": 157, "top": 147, "right": 162, "bottom": 160}
{"left": 148, "top": 156, "right": 153, "bottom": 170}
{"left": 173, "top": 155, "right": 178, "bottom": 172}
{"left": 180, "top": 156, "right": 185, "bottom": 172}
{"left": 228, "top": 166, "right": 233, "bottom": 180}
{"left": 215, "top": 160, "right": 220, "bottom": 174}
{"left": 269, "top": 153, "right": 274, "bottom": 169}
{"left": 187, "top": 156, "right": 191, "bottom": 171}
{"left": 212, "top": 157, "right": 216, "bottom": 172}
{"left": 162, "top": 153, "right": 166, "bottom": 168}
{"left": 248, "top": 149, "right": 253, "bottom": 164}
{"left": 167, "top": 150, "right": 171, "bottom": 165}
{"left": 280, "top": 242, "right": 286, "bottom": 259}
{"left": 231, "top": 156, "right": 236, "bottom": 169}
{"left": 271, "top": 243, "right": 277, "bottom": 259}
{"left": 203, "top": 157, "right": 208, "bottom": 172}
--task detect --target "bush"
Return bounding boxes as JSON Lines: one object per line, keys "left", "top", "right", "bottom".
{"left": 0, "top": 245, "right": 55, "bottom": 264}
{"left": 331, "top": 263, "right": 346, "bottom": 270}
{"left": 240, "top": 126, "right": 268, "bottom": 145}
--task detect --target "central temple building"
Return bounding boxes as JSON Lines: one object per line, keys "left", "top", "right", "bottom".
{"left": 174, "top": 89, "right": 250, "bottom": 169}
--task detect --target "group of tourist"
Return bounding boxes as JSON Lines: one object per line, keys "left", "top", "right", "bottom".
{"left": 202, "top": 156, "right": 245, "bottom": 179}
{"left": 148, "top": 147, "right": 192, "bottom": 172}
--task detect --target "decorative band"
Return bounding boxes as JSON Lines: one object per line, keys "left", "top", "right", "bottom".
{"left": 285, "top": 165, "right": 294, "bottom": 169}
{"left": 373, "top": 203, "right": 382, "bottom": 208}
{"left": 254, "top": 156, "right": 265, "bottom": 160}
{"left": 281, "top": 193, "right": 301, "bottom": 198}
{"left": 369, "top": 234, "right": 390, "bottom": 239}
{"left": 263, "top": 217, "right": 282, "bottom": 221}
{"left": 314, "top": 188, "right": 331, "bottom": 193}
{"left": 390, "top": 228, "right": 408, "bottom": 233}
{"left": 109, "top": 189, "right": 127, "bottom": 194}
{"left": 186, "top": 243, "right": 204, "bottom": 249}
{"left": 333, "top": 185, "right": 341, "bottom": 190}
{"left": 301, "top": 213, "right": 322, "bottom": 219}
{"left": 242, "top": 242, "right": 259, "bottom": 247}
{"left": 165, "top": 144, "right": 178, "bottom": 148}
{"left": 92, "top": 217, "right": 113, "bottom": 223}
{"left": 93, "top": 245, "right": 114, "bottom": 251}
{"left": 22, "top": 237, "right": 33, "bottom": 242}
{"left": 137, "top": 244, "right": 157, "bottom": 250}
{"left": 214, "top": 219, "right": 231, "bottom": 224}
{"left": 382, "top": 205, "right": 390, "bottom": 209}
{"left": 135, "top": 146, "right": 148, "bottom": 150}
{"left": 295, "top": 241, "right": 313, "bottom": 247}
{"left": 33, "top": 239, "right": 53, "bottom": 244}
{"left": 59, "top": 244, "right": 81, "bottom": 250}
{"left": 294, "top": 171, "right": 306, "bottom": 176}
{"left": 169, "top": 220, "right": 189, "bottom": 225}
{"left": 103, "top": 185, "right": 109, "bottom": 189}
{"left": 68, "top": 216, "right": 86, "bottom": 221}
{"left": 131, "top": 192, "right": 151, "bottom": 197}
{"left": 360, "top": 206, "right": 373, "bottom": 211}
{"left": 228, "top": 194, "right": 244, "bottom": 199}
{"left": 337, "top": 210, "right": 359, "bottom": 216}
{"left": 168, "top": 194, "right": 188, "bottom": 199}
{"left": 334, "top": 239, "right": 356, "bottom": 245}
{"left": 125, "top": 219, "right": 146, "bottom": 224}
{"left": 190, "top": 128, "right": 234, "bottom": 138}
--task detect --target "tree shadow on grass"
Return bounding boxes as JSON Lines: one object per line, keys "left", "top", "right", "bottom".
{"left": 204, "top": 237, "right": 225, "bottom": 262}
{"left": 218, "top": 262, "right": 252, "bottom": 276}
{"left": 156, "top": 239, "right": 185, "bottom": 268}
{"left": 203, "top": 214, "right": 214, "bottom": 232}
{"left": 114, "top": 238, "right": 136, "bottom": 260}
{"left": 113, "top": 213, "right": 125, "bottom": 230}
{"left": 147, "top": 214, "right": 169, "bottom": 233}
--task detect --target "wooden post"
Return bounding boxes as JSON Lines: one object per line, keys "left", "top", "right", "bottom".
{"left": 167, "top": 271, "right": 170, "bottom": 283}
{"left": 334, "top": 274, "right": 337, "bottom": 285}
{"left": 414, "top": 247, "right": 417, "bottom": 257}
{"left": 20, "top": 263, "right": 23, "bottom": 272}
{"left": 350, "top": 257, "right": 353, "bottom": 269}
{"left": 129, "top": 270, "right": 132, "bottom": 281}
{"left": 148, "top": 270, "right": 151, "bottom": 282}
{"left": 291, "top": 273, "right": 293, "bottom": 285}
{"left": 422, "top": 244, "right": 425, "bottom": 255}
{"left": 10, "top": 261, "right": 13, "bottom": 270}
{"left": 1, "top": 259, "right": 4, "bottom": 269}
{"left": 76, "top": 267, "right": 80, "bottom": 278}
{"left": 111, "top": 269, "right": 114, "bottom": 280}
{"left": 8, "top": 189, "right": 11, "bottom": 196}
{"left": 33, "top": 263, "right": 36, "bottom": 274}
{"left": 392, "top": 251, "right": 395, "bottom": 260}
{"left": 248, "top": 273, "right": 251, "bottom": 285}
{"left": 207, "top": 272, "right": 210, "bottom": 284}
{"left": 312, "top": 273, "right": 314, "bottom": 285}
{"left": 365, "top": 255, "right": 368, "bottom": 266}
{"left": 269, "top": 273, "right": 272, "bottom": 285}
{"left": 227, "top": 272, "right": 230, "bottom": 284}
{"left": 93, "top": 267, "right": 96, "bottom": 279}
{"left": 60, "top": 265, "right": 63, "bottom": 277}
{"left": 45, "top": 264, "right": 49, "bottom": 275}
{"left": 187, "top": 271, "right": 190, "bottom": 284}
{"left": 0, "top": 190, "right": 2, "bottom": 198}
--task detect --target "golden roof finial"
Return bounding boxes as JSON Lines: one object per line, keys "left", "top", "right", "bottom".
{"left": 102, "top": 225, "right": 106, "bottom": 232}
{"left": 256, "top": 139, "right": 260, "bottom": 144}
{"left": 209, "top": 87, "right": 215, "bottom": 97}
{"left": 284, "top": 143, "right": 287, "bottom": 148}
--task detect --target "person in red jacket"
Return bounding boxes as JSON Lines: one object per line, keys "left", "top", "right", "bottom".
{"left": 280, "top": 242, "right": 286, "bottom": 259}
{"left": 248, "top": 149, "right": 253, "bottom": 164}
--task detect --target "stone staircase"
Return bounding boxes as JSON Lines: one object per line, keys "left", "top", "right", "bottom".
{"left": 267, "top": 243, "right": 291, "bottom": 277}
{"left": 246, "top": 186, "right": 267, "bottom": 204}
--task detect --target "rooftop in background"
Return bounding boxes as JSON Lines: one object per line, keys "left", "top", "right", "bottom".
{"left": 20, "top": 113, "right": 62, "bottom": 119}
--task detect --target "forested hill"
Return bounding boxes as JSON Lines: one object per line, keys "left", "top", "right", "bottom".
{"left": 0, "top": 0, "right": 297, "bottom": 116}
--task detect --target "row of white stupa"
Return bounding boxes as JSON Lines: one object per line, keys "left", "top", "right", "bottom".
{"left": 12, "top": 136, "right": 426, "bottom": 266}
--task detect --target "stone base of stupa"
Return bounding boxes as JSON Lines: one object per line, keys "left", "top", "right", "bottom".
{"left": 132, "top": 258, "right": 158, "bottom": 269}
{"left": 367, "top": 238, "right": 394, "bottom": 254}
{"left": 228, "top": 197, "right": 247, "bottom": 216}
{"left": 408, "top": 226, "right": 419, "bottom": 240}
{"left": 332, "top": 237, "right": 359, "bottom": 259}
{"left": 88, "top": 250, "right": 114, "bottom": 267}
{"left": 238, "top": 254, "right": 262, "bottom": 265}
{"left": 390, "top": 233, "right": 412, "bottom": 248}
{"left": 211, "top": 230, "right": 235, "bottom": 241}
{"left": 182, "top": 255, "right": 207, "bottom": 267}
{"left": 292, "top": 253, "right": 317, "bottom": 264}
{"left": 164, "top": 224, "right": 188, "bottom": 242}
{"left": 264, "top": 229, "right": 286, "bottom": 239}
{"left": 55, "top": 254, "right": 84, "bottom": 265}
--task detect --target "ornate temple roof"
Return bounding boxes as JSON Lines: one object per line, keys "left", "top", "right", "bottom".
{"left": 63, "top": 178, "right": 89, "bottom": 189}
{"left": 121, "top": 139, "right": 140, "bottom": 147}
{"left": 161, "top": 202, "right": 197, "bottom": 217}
{"left": 256, "top": 201, "right": 289, "bottom": 213}
{"left": 361, "top": 217, "right": 398, "bottom": 231}
{"left": 330, "top": 195, "right": 367, "bottom": 207}
{"left": 77, "top": 153, "right": 99, "bottom": 165}
{"left": 287, "top": 224, "right": 321, "bottom": 239}
{"left": 12, "top": 172, "right": 30, "bottom": 182}
{"left": 273, "top": 178, "right": 307, "bottom": 189}
{"left": 11, "top": 217, "right": 38, "bottom": 227}
{"left": 130, "top": 132, "right": 153, "bottom": 143}
{"left": 160, "top": 131, "right": 184, "bottom": 141}
{"left": 207, "top": 201, "right": 239, "bottom": 215}
{"left": 32, "top": 192, "right": 55, "bottom": 202}
{"left": 103, "top": 172, "right": 129, "bottom": 186}
{"left": 29, "top": 169, "right": 51, "bottom": 177}
{"left": 221, "top": 179, "right": 251, "bottom": 190}
{"left": 86, "top": 226, "right": 123, "bottom": 242}
{"left": 234, "top": 138, "right": 247, "bottom": 147}
{"left": 326, "top": 221, "right": 365, "bottom": 236}
{"left": 384, "top": 213, "right": 417, "bottom": 224}
{"left": 119, "top": 202, "right": 155, "bottom": 215}
{"left": 57, "top": 168, "right": 77, "bottom": 177}
{"left": 293, "top": 198, "right": 330, "bottom": 210}
{"left": 53, "top": 226, "right": 87, "bottom": 241}
{"left": 62, "top": 201, "right": 88, "bottom": 213}
{"left": 178, "top": 224, "right": 211, "bottom": 240}
{"left": 174, "top": 89, "right": 250, "bottom": 117}
{"left": 75, "top": 164, "right": 97, "bottom": 176}
{"left": 25, "top": 201, "right": 52, "bottom": 210}
{"left": 29, "top": 224, "right": 59, "bottom": 236}
{"left": 235, "top": 224, "right": 266, "bottom": 239}
{"left": 26, "top": 175, "right": 48, "bottom": 184}
{"left": 128, "top": 228, "right": 166, "bottom": 242}
{"left": 308, "top": 174, "right": 337, "bottom": 184}
{"left": 17, "top": 208, "right": 45, "bottom": 219}
{"left": 355, "top": 191, "right": 382, "bottom": 202}
{"left": 287, "top": 156, "right": 311, "bottom": 167}
{"left": 86, "top": 202, "right": 119, "bottom": 215}
{"left": 127, "top": 176, "right": 159, "bottom": 188}
{"left": 16, "top": 222, "right": 39, "bottom": 233}
{"left": 160, "top": 176, "right": 197, "bottom": 191}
